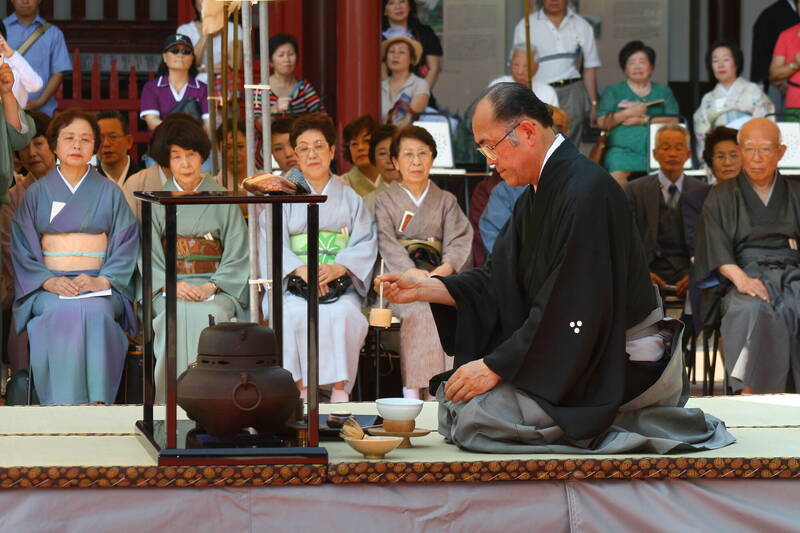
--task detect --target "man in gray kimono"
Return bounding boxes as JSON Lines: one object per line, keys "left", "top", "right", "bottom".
{"left": 695, "top": 118, "right": 800, "bottom": 393}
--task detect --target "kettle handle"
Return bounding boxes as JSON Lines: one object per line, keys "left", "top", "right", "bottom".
{"left": 231, "top": 373, "right": 262, "bottom": 411}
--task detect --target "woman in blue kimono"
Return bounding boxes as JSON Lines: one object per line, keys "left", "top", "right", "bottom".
{"left": 11, "top": 109, "right": 139, "bottom": 404}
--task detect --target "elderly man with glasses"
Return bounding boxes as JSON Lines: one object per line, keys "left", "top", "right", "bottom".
{"left": 377, "top": 82, "right": 733, "bottom": 455}
{"left": 695, "top": 117, "right": 800, "bottom": 394}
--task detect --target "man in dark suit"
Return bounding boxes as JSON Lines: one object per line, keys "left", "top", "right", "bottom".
{"left": 624, "top": 124, "right": 710, "bottom": 300}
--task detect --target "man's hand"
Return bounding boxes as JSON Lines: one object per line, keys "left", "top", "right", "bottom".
{"left": 735, "top": 275, "right": 770, "bottom": 302}
{"left": 42, "top": 276, "right": 80, "bottom": 297}
{"left": 406, "top": 268, "right": 431, "bottom": 279}
{"left": 675, "top": 275, "right": 690, "bottom": 298}
{"left": 374, "top": 271, "right": 427, "bottom": 304}
{"left": 242, "top": 173, "right": 297, "bottom": 195}
{"left": 73, "top": 274, "right": 110, "bottom": 293}
{"left": 0, "top": 63, "right": 14, "bottom": 96}
{"left": 649, "top": 272, "right": 667, "bottom": 289}
{"left": 444, "top": 359, "right": 501, "bottom": 403}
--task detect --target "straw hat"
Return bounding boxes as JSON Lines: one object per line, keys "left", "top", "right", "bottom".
{"left": 381, "top": 27, "right": 423, "bottom": 66}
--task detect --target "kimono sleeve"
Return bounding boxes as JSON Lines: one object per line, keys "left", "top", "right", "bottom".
{"left": 10, "top": 184, "right": 52, "bottom": 302}
{"left": 334, "top": 194, "right": 378, "bottom": 296}
{"left": 210, "top": 205, "right": 249, "bottom": 308}
{"left": 440, "top": 192, "right": 473, "bottom": 272}
{"left": 6, "top": 110, "right": 34, "bottom": 151}
{"left": 694, "top": 186, "right": 737, "bottom": 281}
{"left": 98, "top": 187, "right": 139, "bottom": 301}
{"left": 374, "top": 191, "right": 415, "bottom": 273}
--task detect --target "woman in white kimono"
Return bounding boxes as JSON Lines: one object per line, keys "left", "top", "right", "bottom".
{"left": 374, "top": 125, "right": 472, "bottom": 399}
{"left": 255, "top": 114, "right": 377, "bottom": 402}
{"left": 144, "top": 116, "right": 249, "bottom": 401}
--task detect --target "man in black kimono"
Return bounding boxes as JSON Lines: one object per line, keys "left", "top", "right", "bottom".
{"left": 695, "top": 118, "right": 800, "bottom": 394}
{"left": 378, "top": 83, "right": 733, "bottom": 453}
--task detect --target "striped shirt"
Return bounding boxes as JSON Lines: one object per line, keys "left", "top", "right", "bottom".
{"left": 255, "top": 78, "right": 326, "bottom": 116}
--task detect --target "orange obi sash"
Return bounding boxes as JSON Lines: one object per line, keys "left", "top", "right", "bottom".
{"left": 41, "top": 233, "right": 107, "bottom": 271}
{"left": 172, "top": 235, "right": 223, "bottom": 275}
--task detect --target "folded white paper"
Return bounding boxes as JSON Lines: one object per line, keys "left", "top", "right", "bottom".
{"left": 59, "top": 288, "right": 112, "bottom": 300}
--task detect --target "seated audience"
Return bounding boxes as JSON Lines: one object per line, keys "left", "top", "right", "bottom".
{"left": 374, "top": 125, "right": 472, "bottom": 399}
{"left": 269, "top": 115, "right": 298, "bottom": 174}
{"left": 255, "top": 114, "right": 377, "bottom": 402}
{"left": 341, "top": 114, "right": 381, "bottom": 197}
{"left": 144, "top": 115, "right": 249, "bottom": 402}
{"left": 140, "top": 34, "right": 209, "bottom": 131}
{"left": 96, "top": 110, "right": 142, "bottom": 185}
{"left": 597, "top": 40, "right": 679, "bottom": 186}
{"left": 624, "top": 124, "right": 709, "bottom": 302}
{"left": 215, "top": 121, "right": 247, "bottom": 191}
{"left": 695, "top": 118, "right": 800, "bottom": 394}
{"left": 488, "top": 44, "right": 559, "bottom": 107}
{"left": 0, "top": 20, "right": 42, "bottom": 110}
{"left": 702, "top": 126, "right": 742, "bottom": 185}
{"left": 1, "top": 111, "right": 52, "bottom": 374}
{"left": 467, "top": 171, "right": 501, "bottom": 268}
{"left": 11, "top": 109, "right": 138, "bottom": 404}
{"left": 694, "top": 41, "right": 773, "bottom": 159}
{"left": 770, "top": 22, "right": 800, "bottom": 110}
{"left": 363, "top": 124, "right": 401, "bottom": 213}
{"left": 256, "top": 34, "right": 325, "bottom": 116}
{"left": 382, "top": 0, "right": 442, "bottom": 94}
{"left": 381, "top": 28, "right": 430, "bottom": 126}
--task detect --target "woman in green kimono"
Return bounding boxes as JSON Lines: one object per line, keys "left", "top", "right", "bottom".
{"left": 143, "top": 116, "right": 249, "bottom": 401}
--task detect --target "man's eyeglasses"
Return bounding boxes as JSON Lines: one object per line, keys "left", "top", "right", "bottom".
{"left": 168, "top": 48, "right": 193, "bottom": 56}
{"left": 101, "top": 134, "right": 124, "bottom": 143}
{"left": 476, "top": 122, "right": 519, "bottom": 161}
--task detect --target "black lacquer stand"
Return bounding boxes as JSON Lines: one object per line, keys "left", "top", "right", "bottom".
{"left": 134, "top": 190, "right": 326, "bottom": 466}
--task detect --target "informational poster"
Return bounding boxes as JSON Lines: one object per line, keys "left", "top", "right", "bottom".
{"left": 432, "top": 0, "right": 506, "bottom": 115}
{"left": 579, "top": 0, "right": 669, "bottom": 88}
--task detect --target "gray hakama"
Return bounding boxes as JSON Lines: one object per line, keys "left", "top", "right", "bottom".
{"left": 695, "top": 173, "right": 800, "bottom": 393}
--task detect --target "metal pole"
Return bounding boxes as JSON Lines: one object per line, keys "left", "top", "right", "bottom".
{"left": 232, "top": 8, "right": 240, "bottom": 193}
{"left": 206, "top": 26, "right": 218, "bottom": 176}
{"left": 243, "top": 1, "right": 259, "bottom": 320}
{"left": 259, "top": 0, "right": 275, "bottom": 327}
{"left": 141, "top": 201, "right": 154, "bottom": 434}
{"left": 221, "top": 3, "right": 229, "bottom": 189}
{"left": 165, "top": 204, "right": 178, "bottom": 449}
{"left": 271, "top": 203, "right": 283, "bottom": 361}
{"left": 307, "top": 203, "right": 319, "bottom": 447}
{"left": 523, "top": 0, "right": 533, "bottom": 89}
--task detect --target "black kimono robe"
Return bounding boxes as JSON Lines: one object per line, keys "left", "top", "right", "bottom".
{"left": 431, "top": 139, "right": 661, "bottom": 440}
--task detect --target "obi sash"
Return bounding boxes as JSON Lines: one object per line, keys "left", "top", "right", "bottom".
{"left": 290, "top": 231, "right": 349, "bottom": 265}
{"left": 172, "top": 235, "right": 223, "bottom": 274}
{"left": 41, "top": 232, "right": 107, "bottom": 271}
{"left": 399, "top": 239, "right": 443, "bottom": 271}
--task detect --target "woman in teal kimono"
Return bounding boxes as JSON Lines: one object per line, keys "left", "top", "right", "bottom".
{"left": 597, "top": 41, "right": 679, "bottom": 187}
{"left": 144, "top": 116, "right": 249, "bottom": 401}
{"left": 252, "top": 114, "right": 377, "bottom": 403}
{"left": 12, "top": 109, "right": 139, "bottom": 404}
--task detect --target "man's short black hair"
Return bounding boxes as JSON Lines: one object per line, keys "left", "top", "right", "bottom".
{"left": 706, "top": 41, "right": 744, "bottom": 78}
{"left": 97, "top": 110, "right": 129, "bottom": 135}
{"left": 342, "top": 114, "right": 378, "bottom": 164}
{"left": 271, "top": 116, "right": 295, "bottom": 137}
{"left": 369, "top": 124, "right": 397, "bottom": 166}
{"left": 477, "top": 82, "right": 553, "bottom": 128}
{"left": 150, "top": 113, "right": 210, "bottom": 168}
{"left": 215, "top": 120, "right": 246, "bottom": 145}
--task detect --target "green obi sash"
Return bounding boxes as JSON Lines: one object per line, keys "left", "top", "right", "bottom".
{"left": 290, "top": 231, "right": 350, "bottom": 265}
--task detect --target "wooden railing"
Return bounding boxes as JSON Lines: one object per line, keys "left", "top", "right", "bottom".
{"left": 55, "top": 49, "right": 152, "bottom": 161}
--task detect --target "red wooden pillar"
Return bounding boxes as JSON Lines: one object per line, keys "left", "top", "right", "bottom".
{"left": 177, "top": 0, "right": 194, "bottom": 25}
{"left": 303, "top": 0, "right": 337, "bottom": 118}
{"left": 269, "top": 0, "right": 305, "bottom": 75}
{"left": 336, "top": 0, "right": 381, "bottom": 170}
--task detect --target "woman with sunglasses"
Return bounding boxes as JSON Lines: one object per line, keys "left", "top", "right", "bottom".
{"left": 140, "top": 34, "right": 209, "bottom": 132}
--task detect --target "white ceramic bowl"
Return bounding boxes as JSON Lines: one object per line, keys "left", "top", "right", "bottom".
{"left": 376, "top": 398, "right": 423, "bottom": 421}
